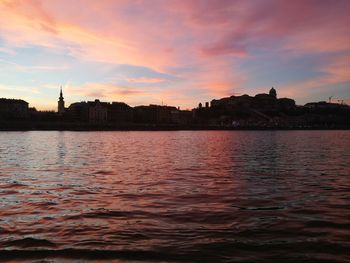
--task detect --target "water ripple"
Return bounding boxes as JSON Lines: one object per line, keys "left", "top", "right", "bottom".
{"left": 0, "top": 130, "right": 349, "bottom": 262}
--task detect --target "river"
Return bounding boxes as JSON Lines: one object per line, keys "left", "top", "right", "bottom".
{"left": 0, "top": 131, "right": 349, "bottom": 262}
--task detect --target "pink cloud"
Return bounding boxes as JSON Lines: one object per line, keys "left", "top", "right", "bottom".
{"left": 200, "top": 44, "right": 247, "bottom": 57}
{"left": 66, "top": 83, "right": 148, "bottom": 100}
{"left": 1, "top": 0, "right": 350, "bottom": 108}
{"left": 2, "top": 0, "right": 349, "bottom": 64}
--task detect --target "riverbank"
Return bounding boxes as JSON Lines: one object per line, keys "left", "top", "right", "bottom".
{"left": 1, "top": 121, "right": 349, "bottom": 131}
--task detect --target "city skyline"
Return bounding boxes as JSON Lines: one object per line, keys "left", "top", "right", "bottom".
{"left": 1, "top": 0, "right": 350, "bottom": 111}
{"left": 3, "top": 85, "right": 347, "bottom": 113}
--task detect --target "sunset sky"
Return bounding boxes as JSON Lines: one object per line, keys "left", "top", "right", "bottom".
{"left": 0, "top": 0, "right": 349, "bottom": 110}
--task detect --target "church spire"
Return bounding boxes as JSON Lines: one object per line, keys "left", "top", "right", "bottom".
{"left": 59, "top": 86, "right": 63, "bottom": 100}
{"left": 58, "top": 86, "right": 65, "bottom": 115}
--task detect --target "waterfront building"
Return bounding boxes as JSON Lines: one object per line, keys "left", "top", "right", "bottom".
{"left": 88, "top": 99, "right": 108, "bottom": 124}
{"left": 171, "top": 109, "right": 193, "bottom": 125}
{"left": 196, "top": 87, "right": 298, "bottom": 125}
{"left": 278, "top": 98, "right": 296, "bottom": 111}
{"left": 134, "top": 104, "right": 177, "bottom": 124}
{"left": 67, "top": 102, "right": 89, "bottom": 122}
{"left": 108, "top": 102, "right": 133, "bottom": 123}
{"left": 0, "top": 98, "right": 29, "bottom": 119}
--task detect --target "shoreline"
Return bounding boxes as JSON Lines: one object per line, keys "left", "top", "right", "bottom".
{"left": 1, "top": 122, "right": 349, "bottom": 131}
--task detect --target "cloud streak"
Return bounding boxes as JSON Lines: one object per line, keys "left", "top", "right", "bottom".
{"left": 0, "top": 0, "right": 350, "bottom": 109}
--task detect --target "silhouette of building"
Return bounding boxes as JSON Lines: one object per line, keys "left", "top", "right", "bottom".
{"left": 108, "top": 102, "right": 133, "bottom": 123}
{"left": 67, "top": 100, "right": 133, "bottom": 124}
{"left": 1, "top": 84, "right": 349, "bottom": 129}
{"left": 196, "top": 87, "right": 297, "bottom": 124}
{"left": 171, "top": 109, "right": 193, "bottom": 125}
{"left": 254, "top": 92, "right": 278, "bottom": 111}
{"left": 210, "top": 87, "right": 294, "bottom": 112}
{"left": 0, "top": 98, "right": 29, "bottom": 120}
{"left": 58, "top": 87, "right": 65, "bottom": 115}
{"left": 67, "top": 102, "right": 89, "bottom": 122}
{"left": 134, "top": 104, "right": 177, "bottom": 124}
{"left": 88, "top": 99, "right": 108, "bottom": 124}
{"left": 278, "top": 98, "right": 296, "bottom": 111}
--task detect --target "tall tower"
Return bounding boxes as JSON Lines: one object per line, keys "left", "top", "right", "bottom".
{"left": 58, "top": 86, "right": 65, "bottom": 115}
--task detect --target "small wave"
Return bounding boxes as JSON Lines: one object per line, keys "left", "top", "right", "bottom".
{"left": 0, "top": 248, "right": 189, "bottom": 262}
{"left": 94, "top": 170, "right": 113, "bottom": 175}
{"left": 0, "top": 190, "right": 18, "bottom": 195}
{"left": 3, "top": 237, "right": 56, "bottom": 248}
{"left": 1, "top": 181, "right": 25, "bottom": 188}
{"left": 65, "top": 209, "right": 151, "bottom": 220}
{"left": 232, "top": 205, "right": 285, "bottom": 211}
{"left": 305, "top": 220, "right": 350, "bottom": 229}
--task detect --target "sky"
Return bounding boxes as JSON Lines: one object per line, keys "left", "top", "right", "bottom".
{"left": 0, "top": 0, "right": 349, "bottom": 110}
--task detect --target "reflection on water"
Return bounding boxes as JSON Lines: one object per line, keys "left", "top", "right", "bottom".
{"left": 0, "top": 131, "right": 349, "bottom": 262}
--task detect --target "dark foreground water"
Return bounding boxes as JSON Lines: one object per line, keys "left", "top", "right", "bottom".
{"left": 0, "top": 131, "right": 349, "bottom": 262}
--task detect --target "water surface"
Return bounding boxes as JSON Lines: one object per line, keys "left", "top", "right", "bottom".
{"left": 0, "top": 131, "right": 349, "bottom": 262}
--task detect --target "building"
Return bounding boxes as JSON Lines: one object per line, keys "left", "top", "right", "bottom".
{"left": 58, "top": 87, "right": 65, "bottom": 115}
{"left": 0, "top": 98, "right": 29, "bottom": 120}
{"left": 88, "top": 100, "right": 108, "bottom": 124}
{"left": 67, "top": 102, "right": 89, "bottom": 122}
{"left": 195, "top": 87, "right": 298, "bottom": 124}
{"left": 210, "top": 87, "right": 294, "bottom": 112}
{"left": 278, "top": 98, "right": 296, "bottom": 111}
{"left": 253, "top": 92, "right": 278, "bottom": 111}
{"left": 171, "top": 109, "right": 193, "bottom": 125}
{"left": 134, "top": 105, "right": 177, "bottom": 124}
{"left": 108, "top": 102, "right": 133, "bottom": 123}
